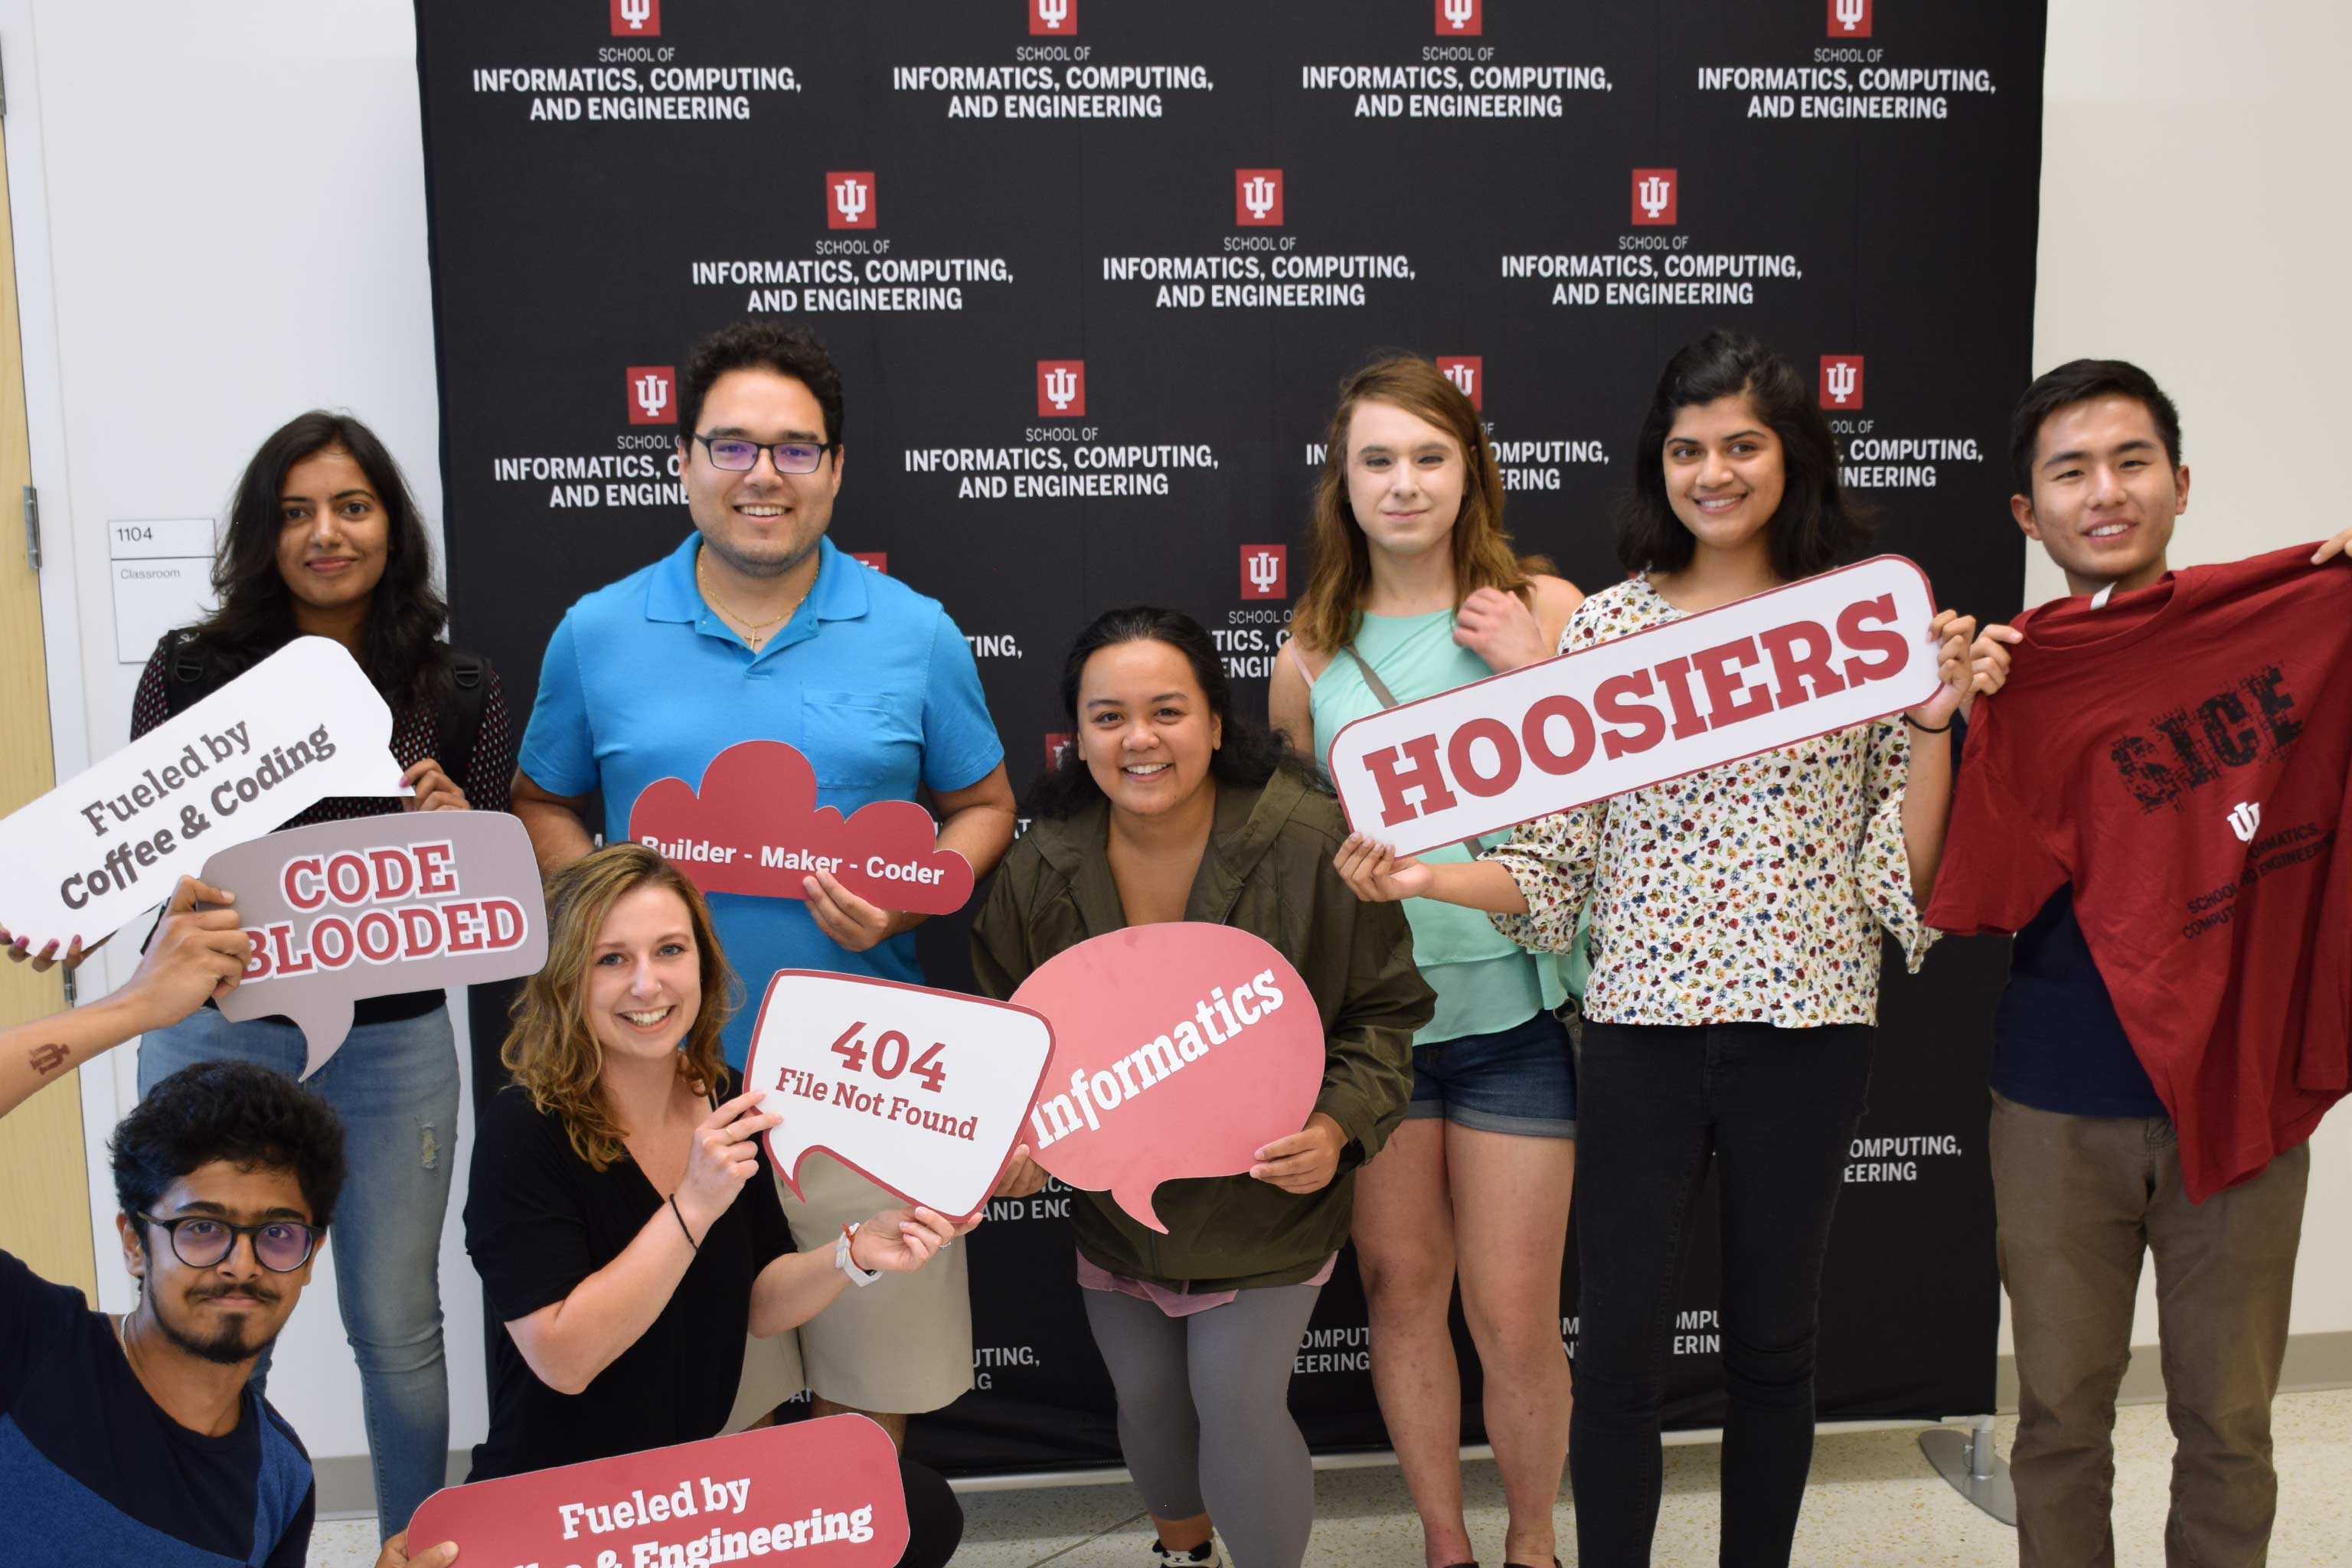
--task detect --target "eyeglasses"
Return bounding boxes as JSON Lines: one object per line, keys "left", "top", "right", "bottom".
{"left": 691, "top": 434, "right": 830, "bottom": 474}
{"left": 136, "top": 1212, "right": 322, "bottom": 1273}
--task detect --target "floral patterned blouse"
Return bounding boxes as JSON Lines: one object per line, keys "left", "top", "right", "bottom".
{"left": 1482, "top": 577, "right": 1935, "bottom": 1027}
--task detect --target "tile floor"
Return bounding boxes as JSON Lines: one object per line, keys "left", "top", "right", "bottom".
{"left": 309, "top": 1389, "right": 2352, "bottom": 1566}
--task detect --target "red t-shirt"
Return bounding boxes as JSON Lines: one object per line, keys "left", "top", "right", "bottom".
{"left": 1927, "top": 543, "right": 2350, "bottom": 1201}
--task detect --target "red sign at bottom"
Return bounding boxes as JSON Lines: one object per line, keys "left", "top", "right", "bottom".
{"left": 405, "top": 1415, "right": 908, "bottom": 1567}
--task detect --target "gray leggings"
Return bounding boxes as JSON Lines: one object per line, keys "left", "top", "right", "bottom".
{"left": 1082, "top": 1279, "right": 1324, "bottom": 1568}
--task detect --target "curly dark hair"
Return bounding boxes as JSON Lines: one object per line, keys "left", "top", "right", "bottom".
{"left": 1027, "top": 606, "right": 1326, "bottom": 820}
{"left": 1616, "top": 330, "right": 1873, "bottom": 583}
{"left": 679, "top": 321, "right": 846, "bottom": 450}
{"left": 181, "top": 410, "right": 452, "bottom": 719}
{"left": 111, "top": 1060, "right": 347, "bottom": 1231}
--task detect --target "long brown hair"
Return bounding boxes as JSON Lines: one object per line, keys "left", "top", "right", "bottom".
{"left": 1292, "top": 354, "right": 1553, "bottom": 655}
{"left": 502, "top": 843, "right": 737, "bottom": 1171}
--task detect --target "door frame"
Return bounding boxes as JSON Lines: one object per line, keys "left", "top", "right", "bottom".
{"left": 2, "top": 7, "right": 137, "bottom": 1309}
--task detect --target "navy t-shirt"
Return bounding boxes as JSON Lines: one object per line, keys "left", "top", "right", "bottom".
{"left": 1991, "top": 886, "right": 2168, "bottom": 1118}
{"left": 0, "top": 1251, "right": 315, "bottom": 1566}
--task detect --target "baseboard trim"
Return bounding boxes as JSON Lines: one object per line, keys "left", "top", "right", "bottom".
{"left": 314, "top": 1330, "right": 2352, "bottom": 1521}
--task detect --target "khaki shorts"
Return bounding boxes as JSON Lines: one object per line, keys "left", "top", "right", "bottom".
{"left": 773, "top": 1152, "right": 974, "bottom": 1413}
{"left": 720, "top": 1328, "right": 806, "bottom": 1435}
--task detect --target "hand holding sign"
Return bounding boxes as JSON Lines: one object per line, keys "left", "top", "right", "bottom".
{"left": 113, "top": 875, "right": 253, "bottom": 1033}
{"left": 203, "top": 812, "right": 549, "bottom": 1079}
{"left": 629, "top": 740, "right": 973, "bottom": 916}
{"left": 1007, "top": 924, "right": 1324, "bottom": 1233}
{"left": 404, "top": 1414, "right": 910, "bottom": 1568}
{"left": 1325, "top": 557, "right": 1947, "bottom": 857}
{"left": 745, "top": 972, "right": 1054, "bottom": 1223}
{"left": 0, "top": 638, "right": 402, "bottom": 947}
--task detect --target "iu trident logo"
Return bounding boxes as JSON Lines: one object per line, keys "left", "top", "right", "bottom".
{"left": 1036, "top": 361, "right": 1086, "bottom": 418}
{"left": 1236, "top": 169, "right": 1285, "bottom": 227}
{"left": 1632, "top": 168, "right": 1677, "bottom": 226}
{"left": 626, "top": 365, "right": 676, "bottom": 426}
{"left": 1828, "top": 0, "right": 1873, "bottom": 38}
{"left": 1030, "top": 0, "right": 1074, "bottom": 34}
{"left": 610, "top": 0, "right": 659, "bottom": 36}
{"left": 1436, "top": 0, "right": 1483, "bottom": 34}
{"left": 1240, "top": 545, "right": 1288, "bottom": 601}
{"left": 1438, "top": 356, "right": 1484, "bottom": 411}
{"left": 1818, "top": 355, "right": 1865, "bottom": 410}
{"left": 828, "top": 172, "right": 876, "bottom": 230}
{"left": 2228, "top": 801, "right": 2262, "bottom": 843}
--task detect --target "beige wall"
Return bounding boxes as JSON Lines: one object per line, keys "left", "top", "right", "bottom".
{"left": 2016, "top": 0, "right": 2352, "bottom": 1354}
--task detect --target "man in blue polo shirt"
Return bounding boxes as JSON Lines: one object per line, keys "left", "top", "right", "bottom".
{"left": 511, "top": 321, "right": 1015, "bottom": 1446}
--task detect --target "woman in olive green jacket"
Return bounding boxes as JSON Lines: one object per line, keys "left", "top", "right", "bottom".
{"left": 972, "top": 606, "right": 1431, "bottom": 1568}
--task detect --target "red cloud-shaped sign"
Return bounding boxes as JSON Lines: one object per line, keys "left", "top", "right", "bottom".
{"left": 626, "top": 740, "right": 972, "bottom": 916}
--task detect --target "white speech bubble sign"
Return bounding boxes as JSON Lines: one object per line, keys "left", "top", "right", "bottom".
{"left": 206, "top": 812, "right": 550, "bottom": 1079}
{"left": 1326, "top": 555, "right": 1944, "bottom": 857}
{"left": 743, "top": 970, "right": 1055, "bottom": 1223}
{"left": 0, "top": 639, "right": 403, "bottom": 946}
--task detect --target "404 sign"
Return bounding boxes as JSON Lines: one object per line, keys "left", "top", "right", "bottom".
{"left": 818, "top": 1021, "right": 950, "bottom": 1093}
{"left": 745, "top": 971, "right": 1055, "bottom": 1221}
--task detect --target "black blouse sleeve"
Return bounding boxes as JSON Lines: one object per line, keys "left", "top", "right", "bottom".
{"left": 462, "top": 662, "right": 519, "bottom": 814}
{"left": 129, "top": 639, "right": 177, "bottom": 742}
{"left": 463, "top": 1088, "right": 601, "bottom": 1325}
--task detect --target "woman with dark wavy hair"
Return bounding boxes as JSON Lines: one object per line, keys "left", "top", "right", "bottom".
{"left": 127, "top": 410, "right": 517, "bottom": 1534}
{"left": 976, "top": 607, "right": 1432, "bottom": 1568}
{"left": 1338, "top": 332, "right": 1993, "bottom": 1566}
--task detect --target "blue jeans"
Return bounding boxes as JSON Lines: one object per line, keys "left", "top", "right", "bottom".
{"left": 1404, "top": 1006, "right": 1579, "bottom": 1137}
{"left": 139, "top": 1004, "right": 459, "bottom": 1530}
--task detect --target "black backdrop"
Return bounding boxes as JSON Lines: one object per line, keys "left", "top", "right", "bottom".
{"left": 415, "top": 0, "right": 2042, "bottom": 1474}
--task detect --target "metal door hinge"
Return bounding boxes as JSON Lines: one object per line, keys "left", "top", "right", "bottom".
{"left": 63, "top": 971, "right": 77, "bottom": 1008}
{"left": 22, "top": 485, "right": 38, "bottom": 571}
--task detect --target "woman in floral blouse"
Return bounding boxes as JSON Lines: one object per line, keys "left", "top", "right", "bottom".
{"left": 1336, "top": 331, "right": 1990, "bottom": 1568}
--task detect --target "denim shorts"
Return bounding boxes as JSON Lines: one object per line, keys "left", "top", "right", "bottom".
{"left": 1404, "top": 1007, "right": 1578, "bottom": 1138}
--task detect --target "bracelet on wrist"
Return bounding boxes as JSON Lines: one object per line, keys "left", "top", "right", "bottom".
{"left": 835, "top": 1222, "right": 883, "bottom": 1286}
{"left": 669, "top": 1193, "right": 700, "bottom": 1252}
{"left": 1903, "top": 712, "right": 1953, "bottom": 734}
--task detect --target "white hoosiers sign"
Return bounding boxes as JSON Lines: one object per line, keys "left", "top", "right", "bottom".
{"left": 0, "top": 639, "right": 403, "bottom": 945}
{"left": 1326, "top": 557, "right": 1944, "bottom": 857}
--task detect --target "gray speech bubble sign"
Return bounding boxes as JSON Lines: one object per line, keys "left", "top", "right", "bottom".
{"left": 202, "top": 812, "right": 548, "bottom": 1079}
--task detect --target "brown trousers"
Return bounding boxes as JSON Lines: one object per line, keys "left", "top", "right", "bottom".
{"left": 1990, "top": 1092, "right": 2310, "bottom": 1568}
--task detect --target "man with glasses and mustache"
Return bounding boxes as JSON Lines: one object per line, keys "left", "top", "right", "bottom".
{"left": 512, "top": 321, "right": 1018, "bottom": 1450}
{"left": 0, "top": 877, "right": 452, "bottom": 1566}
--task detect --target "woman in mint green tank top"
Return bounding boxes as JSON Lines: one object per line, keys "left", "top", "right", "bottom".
{"left": 1268, "top": 355, "right": 1585, "bottom": 1568}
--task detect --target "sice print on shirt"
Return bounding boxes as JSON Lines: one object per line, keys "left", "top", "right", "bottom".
{"left": 2177, "top": 819, "right": 2337, "bottom": 941}
{"left": 2107, "top": 664, "right": 2303, "bottom": 815}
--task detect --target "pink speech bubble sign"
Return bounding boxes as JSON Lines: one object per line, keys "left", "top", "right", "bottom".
{"left": 1007, "top": 923, "right": 1323, "bottom": 1233}
{"left": 629, "top": 740, "right": 974, "bottom": 915}
{"left": 202, "top": 812, "right": 549, "bottom": 1080}
{"left": 404, "top": 1413, "right": 907, "bottom": 1567}
{"left": 743, "top": 970, "right": 1055, "bottom": 1223}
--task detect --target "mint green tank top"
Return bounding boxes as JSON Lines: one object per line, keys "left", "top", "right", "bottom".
{"left": 1308, "top": 609, "right": 1574, "bottom": 1044}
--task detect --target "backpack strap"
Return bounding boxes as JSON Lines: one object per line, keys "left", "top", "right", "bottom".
{"left": 159, "top": 632, "right": 216, "bottom": 720}
{"left": 1338, "top": 643, "right": 1490, "bottom": 858}
{"left": 435, "top": 652, "right": 491, "bottom": 800}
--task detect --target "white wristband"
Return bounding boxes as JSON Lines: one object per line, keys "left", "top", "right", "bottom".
{"left": 835, "top": 1223, "right": 882, "bottom": 1287}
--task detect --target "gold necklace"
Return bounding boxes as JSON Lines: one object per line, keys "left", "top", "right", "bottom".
{"left": 696, "top": 550, "right": 808, "bottom": 651}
